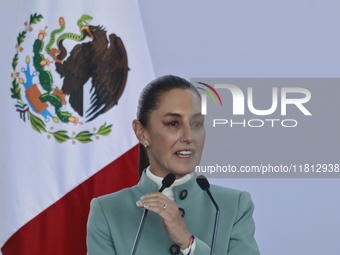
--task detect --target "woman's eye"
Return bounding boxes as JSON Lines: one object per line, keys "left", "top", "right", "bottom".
{"left": 167, "top": 121, "right": 179, "bottom": 127}
{"left": 192, "top": 121, "right": 203, "bottom": 128}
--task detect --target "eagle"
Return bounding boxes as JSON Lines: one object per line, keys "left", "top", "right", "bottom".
{"left": 54, "top": 25, "right": 129, "bottom": 122}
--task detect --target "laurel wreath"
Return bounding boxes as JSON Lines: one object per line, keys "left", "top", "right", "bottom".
{"left": 10, "top": 13, "right": 113, "bottom": 144}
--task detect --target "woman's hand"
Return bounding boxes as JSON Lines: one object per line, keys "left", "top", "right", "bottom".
{"left": 136, "top": 192, "right": 192, "bottom": 249}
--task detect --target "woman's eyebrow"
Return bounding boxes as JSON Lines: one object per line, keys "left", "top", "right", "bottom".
{"left": 162, "top": 112, "right": 203, "bottom": 118}
{"left": 163, "top": 112, "right": 182, "bottom": 117}
{"left": 192, "top": 112, "right": 204, "bottom": 117}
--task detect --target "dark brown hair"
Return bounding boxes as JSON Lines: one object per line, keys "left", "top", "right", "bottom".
{"left": 137, "top": 75, "right": 199, "bottom": 127}
{"left": 137, "top": 75, "right": 200, "bottom": 176}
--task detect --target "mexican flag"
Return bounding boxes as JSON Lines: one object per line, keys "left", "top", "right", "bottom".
{"left": 0, "top": 0, "right": 154, "bottom": 254}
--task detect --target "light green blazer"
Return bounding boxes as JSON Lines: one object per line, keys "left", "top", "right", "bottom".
{"left": 87, "top": 172, "right": 260, "bottom": 255}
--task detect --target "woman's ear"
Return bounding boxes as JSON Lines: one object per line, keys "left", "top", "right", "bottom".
{"left": 132, "top": 120, "right": 149, "bottom": 147}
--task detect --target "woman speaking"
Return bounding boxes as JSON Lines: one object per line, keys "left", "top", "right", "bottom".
{"left": 86, "top": 75, "right": 260, "bottom": 255}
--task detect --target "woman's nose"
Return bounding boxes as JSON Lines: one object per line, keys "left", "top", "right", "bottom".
{"left": 180, "top": 123, "right": 191, "bottom": 143}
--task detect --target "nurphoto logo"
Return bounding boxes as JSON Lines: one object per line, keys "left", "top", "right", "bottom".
{"left": 194, "top": 79, "right": 312, "bottom": 128}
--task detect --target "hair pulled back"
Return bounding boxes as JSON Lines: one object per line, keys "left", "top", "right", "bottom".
{"left": 137, "top": 75, "right": 199, "bottom": 127}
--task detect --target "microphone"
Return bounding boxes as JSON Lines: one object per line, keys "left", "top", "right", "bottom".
{"left": 159, "top": 173, "right": 176, "bottom": 192}
{"left": 196, "top": 175, "right": 220, "bottom": 255}
{"left": 130, "top": 173, "right": 176, "bottom": 255}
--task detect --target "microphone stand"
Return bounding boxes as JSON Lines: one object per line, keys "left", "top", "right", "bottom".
{"left": 205, "top": 188, "right": 220, "bottom": 255}
{"left": 130, "top": 173, "right": 175, "bottom": 255}
{"left": 196, "top": 175, "right": 220, "bottom": 255}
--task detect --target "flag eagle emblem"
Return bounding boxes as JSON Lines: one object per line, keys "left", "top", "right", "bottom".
{"left": 10, "top": 13, "right": 129, "bottom": 144}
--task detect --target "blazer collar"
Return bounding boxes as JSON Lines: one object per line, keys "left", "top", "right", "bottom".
{"left": 136, "top": 169, "right": 202, "bottom": 199}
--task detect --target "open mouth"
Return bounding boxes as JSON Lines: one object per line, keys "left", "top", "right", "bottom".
{"left": 175, "top": 150, "right": 193, "bottom": 158}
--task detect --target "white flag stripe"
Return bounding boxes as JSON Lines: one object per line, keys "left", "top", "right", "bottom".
{"left": 0, "top": 0, "right": 154, "bottom": 251}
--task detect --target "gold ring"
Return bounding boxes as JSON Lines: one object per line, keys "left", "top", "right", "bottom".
{"left": 163, "top": 204, "right": 167, "bottom": 210}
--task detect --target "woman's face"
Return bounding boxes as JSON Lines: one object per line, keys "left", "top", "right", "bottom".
{"left": 143, "top": 88, "right": 205, "bottom": 178}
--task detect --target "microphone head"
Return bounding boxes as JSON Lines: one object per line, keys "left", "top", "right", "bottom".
{"left": 196, "top": 175, "right": 210, "bottom": 190}
{"left": 162, "top": 173, "right": 176, "bottom": 188}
